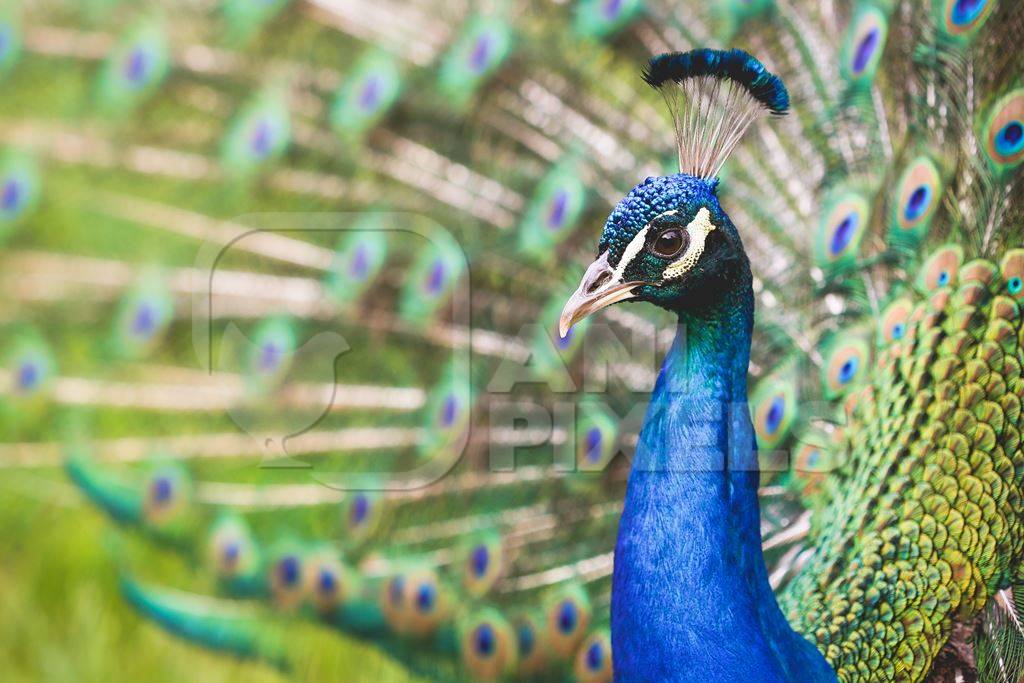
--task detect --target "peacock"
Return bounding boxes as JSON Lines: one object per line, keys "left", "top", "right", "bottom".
{"left": 1, "top": 0, "right": 1023, "bottom": 681}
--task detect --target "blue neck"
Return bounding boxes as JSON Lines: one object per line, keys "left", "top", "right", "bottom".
{"left": 610, "top": 290, "right": 833, "bottom": 681}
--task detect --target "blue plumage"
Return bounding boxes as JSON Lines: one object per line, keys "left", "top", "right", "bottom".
{"left": 642, "top": 48, "right": 790, "bottom": 115}
{"left": 559, "top": 50, "right": 835, "bottom": 680}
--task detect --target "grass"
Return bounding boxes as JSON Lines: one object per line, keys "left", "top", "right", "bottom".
{"left": 0, "top": 468, "right": 422, "bottom": 683}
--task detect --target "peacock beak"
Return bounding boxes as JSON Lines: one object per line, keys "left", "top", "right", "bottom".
{"left": 559, "top": 251, "right": 647, "bottom": 338}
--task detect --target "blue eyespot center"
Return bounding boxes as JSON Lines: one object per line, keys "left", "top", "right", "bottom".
{"left": 123, "top": 47, "right": 151, "bottom": 86}
{"left": 278, "top": 556, "right": 300, "bottom": 586}
{"left": 557, "top": 600, "right": 577, "bottom": 633}
{"left": 474, "top": 623, "right": 496, "bottom": 656}
{"left": 259, "top": 341, "right": 282, "bottom": 371}
{"left": 132, "top": 302, "right": 157, "bottom": 337}
{"left": 584, "top": 426, "right": 603, "bottom": 462}
{"left": 805, "top": 450, "right": 821, "bottom": 469}
{"left": 838, "top": 356, "right": 859, "bottom": 384}
{"left": 891, "top": 322, "right": 906, "bottom": 340}
{"left": 765, "top": 396, "right": 785, "bottom": 435}
{"left": 1008, "top": 276, "right": 1023, "bottom": 295}
{"left": 936, "top": 270, "right": 950, "bottom": 287}
{"left": 16, "top": 360, "right": 40, "bottom": 391}
{"left": 151, "top": 476, "right": 173, "bottom": 504}
{"left": 415, "top": 583, "right": 436, "bottom": 612}
{"left": 249, "top": 119, "right": 276, "bottom": 158}
{"left": 470, "top": 544, "right": 489, "bottom": 577}
{"left": 468, "top": 32, "right": 494, "bottom": 74}
{"left": 318, "top": 568, "right": 338, "bottom": 595}
{"left": 517, "top": 624, "right": 535, "bottom": 655}
{"left": 586, "top": 642, "right": 604, "bottom": 670}
{"left": 222, "top": 541, "right": 240, "bottom": 567}
{"left": 425, "top": 259, "right": 446, "bottom": 295}
{"left": 546, "top": 189, "right": 569, "bottom": 230}
{"left": 995, "top": 121, "right": 1024, "bottom": 157}
{"left": 439, "top": 394, "right": 458, "bottom": 428}
{"left": 2, "top": 178, "right": 24, "bottom": 212}
{"left": 602, "top": 0, "right": 623, "bottom": 19}
{"left": 951, "top": 0, "right": 987, "bottom": 25}
{"left": 358, "top": 75, "right": 382, "bottom": 112}
{"left": 349, "top": 244, "right": 370, "bottom": 280}
{"left": 350, "top": 494, "right": 369, "bottom": 525}
{"left": 904, "top": 185, "right": 931, "bottom": 222}
{"left": 829, "top": 213, "right": 858, "bottom": 256}
{"left": 851, "top": 28, "right": 879, "bottom": 75}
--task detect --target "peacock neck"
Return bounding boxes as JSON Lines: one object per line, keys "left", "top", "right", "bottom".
{"left": 610, "top": 285, "right": 833, "bottom": 681}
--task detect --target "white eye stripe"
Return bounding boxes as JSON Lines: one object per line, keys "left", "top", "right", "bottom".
{"left": 663, "top": 207, "right": 716, "bottom": 280}
{"left": 611, "top": 226, "right": 649, "bottom": 283}
{"left": 610, "top": 210, "right": 679, "bottom": 282}
{"left": 611, "top": 207, "right": 717, "bottom": 282}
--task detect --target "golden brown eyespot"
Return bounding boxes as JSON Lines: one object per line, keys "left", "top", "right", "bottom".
{"left": 545, "top": 586, "right": 591, "bottom": 659}
{"left": 999, "top": 249, "right": 1024, "bottom": 302}
{"left": 981, "top": 89, "right": 1024, "bottom": 174}
{"left": 916, "top": 244, "right": 963, "bottom": 293}
{"left": 574, "top": 630, "right": 613, "bottom": 683}
{"left": 878, "top": 298, "right": 913, "bottom": 346}
{"left": 460, "top": 609, "right": 517, "bottom": 680}
{"left": 821, "top": 333, "right": 871, "bottom": 399}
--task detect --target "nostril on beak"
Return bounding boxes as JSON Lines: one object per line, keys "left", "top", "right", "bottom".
{"left": 586, "top": 271, "right": 611, "bottom": 295}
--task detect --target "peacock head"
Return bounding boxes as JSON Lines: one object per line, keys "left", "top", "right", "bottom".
{"left": 559, "top": 48, "right": 788, "bottom": 336}
{"left": 560, "top": 172, "right": 750, "bottom": 334}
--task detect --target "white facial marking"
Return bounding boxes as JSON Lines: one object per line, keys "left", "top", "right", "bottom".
{"left": 611, "top": 226, "right": 649, "bottom": 283}
{"left": 608, "top": 207, "right": 717, "bottom": 285}
{"left": 663, "top": 207, "right": 716, "bottom": 280}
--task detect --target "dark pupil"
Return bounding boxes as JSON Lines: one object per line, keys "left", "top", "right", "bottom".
{"left": 1004, "top": 123, "right": 1023, "bottom": 145}
{"left": 654, "top": 229, "right": 684, "bottom": 257}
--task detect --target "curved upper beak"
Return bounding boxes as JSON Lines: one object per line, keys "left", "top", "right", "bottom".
{"left": 558, "top": 251, "right": 647, "bottom": 338}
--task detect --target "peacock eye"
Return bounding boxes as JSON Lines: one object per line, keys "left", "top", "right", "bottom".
{"left": 650, "top": 228, "right": 688, "bottom": 259}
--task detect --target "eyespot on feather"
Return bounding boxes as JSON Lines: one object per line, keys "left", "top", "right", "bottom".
{"left": 820, "top": 333, "right": 871, "bottom": 399}
{"left": 574, "top": 629, "right": 613, "bottom": 683}
{"left": 142, "top": 464, "right": 190, "bottom": 526}
{"left": 268, "top": 543, "right": 306, "bottom": 611}
{"left": 304, "top": 550, "right": 352, "bottom": 615}
{"left": 544, "top": 585, "right": 591, "bottom": 658}
{"left": 342, "top": 491, "right": 384, "bottom": 545}
{"left": 750, "top": 366, "right": 799, "bottom": 450}
{"left": 981, "top": 89, "right": 1024, "bottom": 174}
{"left": 840, "top": 6, "right": 888, "bottom": 84}
{"left": 401, "top": 568, "right": 449, "bottom": 636}
{"left": 512, "top": 612, "right": 547, "bottom": 674}
{"left": 461, "top": 533, "right": 505, "bottom": 598}
{"left": 935, "top": 0, "right": 996, "bottom": 40}
{"left": 890, "top": 156, "right": 942, "bottom": 245}
{"left": 999, "top": 249, "right": 1024, "bottom": 302}
{"left": 879, "top": 297, "right": 914, "bottom": 346}
{"left": 207, "top": 515, "right": 258, "bottom": 581}
{"left": 460, "top": 609, "right": 517, "bottom": 680}
{"left": 916, "top": 244, "right": 963, "bottom": 293}
{"left": 814, "top": 189, "right": 870, "bottom": 270}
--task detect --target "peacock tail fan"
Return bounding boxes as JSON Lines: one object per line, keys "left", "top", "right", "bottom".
{"left": 119, "top": 575, "right": 291, "bottom": 670}
{"left": 3, "top": 0, "right": 1024, "bottom": 681}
